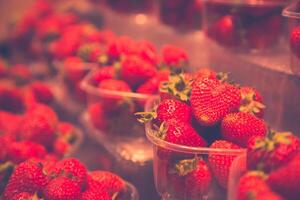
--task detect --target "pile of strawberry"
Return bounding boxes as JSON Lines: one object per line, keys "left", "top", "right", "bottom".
{"left": 137, "top": 68, "right": 267, "bottom": 198}
{"left": 1, "top": 157, "right": 128, "bottom": 200}
{"left": 290, "top": 26, "right": 300, "bottom": 59}
{"left": 235, "top": 131, "right": 300, "bottom": 200}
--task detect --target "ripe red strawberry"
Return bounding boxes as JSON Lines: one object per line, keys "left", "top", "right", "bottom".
{"left": 0, "top": 84, "right": 24, "bottom": 113}
{"left": 156, "top": 99, "right": 192, "bottom": 123}
{"left": 86, "top": 30, "right": 116, "bottom": 45}
{"left": 136, "top": 40, "right": 158, "bottom": 65}
{"left": 82, "top": 188, "right": 111, "bottom": 200}
{"left": 221, "top": 112, "right": 267, "bottom": 147}
{"left": 160, "top": 120, "right": 207, "bottom": 147}
{"left": 89, "top": 171, "right": 125, "bottom": 195}
{"left": 267, "top": 152, "right": 300, "bottom": 200}
{"left": 208, "top": 140, "right": 243, "bottom": 188}
{"left": 43, "top": 176, "right": 81, "bottom": 200}
{"left": 29, "top": 81, "right": 54, "bottom": 105}
{"left": 11, "top": 192, "right": 42, "bottom": 200}
{"left": 0, "top": 111, "right": 22, "bottom": 138}
{"left": 51, "top": 158, "right": 88, "bottom": 189}
{"left": 247, "top": 131, "right": 300, "bottom": 173}
{"left": 77, "top": 43, "right": 106, "bottom": 63}
{"left": 63, "top": 56, "right": 89, "bottom": 85}
{"left": 192, "top": 68, "right": 217, "bottom": 83}
{"left": 184, "top": 158, "right": 212, "bottom": 198}
{"left": 19, "top": 104, "right": 58, "bottom": 149}
{"left": 237, "top": 171, "right": 271, "bottom": 200}
{"left": 207, "top": 15, "right": 240, "bottom": 47}
{"left": 0, "top": 136, "right": 12, "bottom": 162}
{"left": 106, "top": 36, "right": 137, "bottom": 61}
{"left": 120, "top": 55, "right": 157, "bottom": 88}
{"left": 254, "top": 191, "right": 284, "bottom": 200}
{"left": 8, "top": 141, "right": 46, "bottom": 164}
{"left": 239, "top": 86, "right": 265, "bottom": 118}
{"left": 137, "top": 69, "right": 170, "bottom": 95}
{"left": 290, "top": 26, "right": 300, "bottom": 58}
{"left": 91, "top": 66, "right": 116, "bottom": 85}
{"left": 31, "top": 154, "right": 58, "bottom": 175}
{"left": 88, "top": 103, "right": 108, "bottom": 130}
{"left": 54, "top": 139, "right": 71, "bottom": 157}
{"left": 3, "top": 160, "right": 48, "bottom": 199}
{"left": 190, "top": 78, "right": 241, "bottom": 126}
{"left": 161, "top": 44, "right": 188, "bottom": 69}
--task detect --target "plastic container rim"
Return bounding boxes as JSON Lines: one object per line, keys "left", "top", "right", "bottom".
{"left": 124, "top": 181, "right": 139, "bottom": 200}
{"left": 80, "top": 69, "right": 153, "bottom": 100}
{"left": 144, "top": 96, "right": 246, "bottom": 155}
{"left": 282, "top": 1, "right": 300, "bottom": 19}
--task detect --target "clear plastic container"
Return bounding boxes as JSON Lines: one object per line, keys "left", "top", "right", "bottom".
{"left": 202, "top": 0, "right": 288, "bottom": 53}
{"left": 282, "top": 1, "right": 300, "bottom": 76}
{"left": 145, "top": 96, "right": 246, "bottom": 200}
{"left": 119, "top": 181, "right": 139, "bottom": 200}
{"left": 80, "top": 69, "right": 159, "bottom": 200}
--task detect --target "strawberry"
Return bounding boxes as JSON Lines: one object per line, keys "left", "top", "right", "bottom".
{"left": 267, "top": 152, "right": 300, "bottom": 200}
{"left": 207, "top": 15, "right": 241, "bottom": 47}
{"left": 161, "top": 44, "right": 188, "bottom": 69}
{"left": 136, "top": 40, "right": 158, "bottom": 65}
{"left": 237, "top": 171, "right": 273, "bottom": 200}
{"left": 31, "top": 154, "right": 58, "bottom": 175}
{"left": 8, "top": 141, "right": 46, "bottom": 164}
{"left": 53, "top": 139, "right": 71, "bottom": 157}
{"left": 120, "top": 55, "right": 157, "bottom": 88}
{"left": 51, "top": 158, "right": 88, "bottom": 189}
{"left": 77, "top": 43, "right": 107, "bottom": 63}
{"left": 29, "top": 81, "right": 54, "bottom": 105}
{"left": 184, "top": 158, "right": 212, "bottom": 198}
{"left": 3, "top": 160, "right": 48, "bottom": 199}
{"left": 190, "top": 78, "right": 241, "bottom": 126}
{"left": 88, "top": 103, "right": 108, "bottom": 130}
{"left": 91, "top": 66, "right": 116, "bottom": 85}
{"left": 0, "top": 111, "right": 22, "bottom": 138}
{"left": 136, "top": 69, "right": 170, "bottom": 95}
{"left": 19, "top": 104, "right": 58, "bottom": 149}
{"left": 86, "top": 30, "right": 115, "bottom": 45}
{"left": 192, "top": 68, "right": 217, "bottom": 83}
{"left": 9, "top": 64, "right": 32, "bottom": 84}
{"left": 63, "top": 56, "right": 88, "bottom": 85}
{"left": 239, "top": 86, "right": 265, "bottom": 118}
{"left": 159, "top": 120, "right": 207, "bottom": 147}
{"left": 247, "top": 131, "right": 300, "bottom": 173}
{"left": 82, "top": 188, "right": 111, "bottom": 200}
{"left": 0, "top": 136, "right": 12, "bottom": 162}
{"left": 290, "top": 26, "right": 300, "bottom": 58}
{"left": 106, "top": 36, "right": 137, "bottom": 61}
{"left": 254, "top": 191, "right": 285, "bottom": 200}
{"left": 208, "top": 140, "right": 243, "bottom": 188}
{"left": 89, "top": 171, "right": 125, "bottom": 196}
{"left": 221, "top": 112, "right": 267, "bottom": 147}
{"left": 11, "top": 192, "right": 42, "bottom": 200}
{"left": 0, "top": 84, "right": 24, "bottom": 113}
{"left": 43, "top": 176, "right": 81, "bottom": 200}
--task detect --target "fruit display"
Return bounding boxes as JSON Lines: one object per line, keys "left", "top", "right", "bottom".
{"left": 1, "top": 157, "right": 138, "bottom": 200}
{"left": 229, "top": 131, "right": 300, "bottom": 200}
{"left": 283, "top": 1, "right": 300, "bottom": 76}
{"left": 203, "top": 0, "right": 287, "bottom": 51}
{"left": 139, "top": 68, "right": 269, "bottom": 199}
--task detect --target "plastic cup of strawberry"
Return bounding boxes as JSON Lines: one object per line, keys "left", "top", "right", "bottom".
{"left": 144, "top": 96, "right": 246, "bottom": 200}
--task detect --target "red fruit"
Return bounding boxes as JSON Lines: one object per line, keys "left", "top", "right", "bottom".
{"left": 91, "top": 67, "right": 116, "bottom": 85}
{"left": 0, "top": 136, "right": 13, "bottom": 162}
{"left": 9, "top": 64, "right": 32, "bottom": 84}
{"left": 161, "top": 120, "right": 207, "bottom": 147}
{"left": 156, "top": 99, "right": 192, "bottom": 123}
{"left": 86, "top": 30, "right": 115, "bottom": 45}
{"left": 63, "top": 56, "right": 88, "bottom": 84}
{"left": 82, "top": 188, "right": 111, "bottom": 200}
{"left": 221, "top": 112, "right": 267, "bottom": 147}
{"left": 0, "top": 111, "right": 22, "bottom": 138}
{"left": 89, "top": 171, "right": 125, "bottom": 195}
{"left": 8, "top": 141, "right": 46, "bottom": 164}
{"left": 120, "top": 55, "right": 157, "bottom": 88}
{"left": 43, "top": 176, "right": 81, "bottom": 200}
{"left": 136, "top": 69, "right": 170, "bottom": 95}
{"left": 58, "top": 122, "right": 74, "bottom": 136}
{"left": 290, "top": 26, "right": 300, "bottom": 58}
{"left": 29, "top": 81, "right": 54, "bottom": 104}
{"left": 239, "top": 86, "right": 265, "bottom": 118}
{"left": 190, "top": 78, "right": 241, "bottom": 126}
{"left": 0, "top": 84, "right": 24, "bottom": 113}
{"left": 267, "top": 152, "right": 300, "bottom": 200}
{"left": 247, "top": 131, "right": 300, "bottom": 173}
{"left": 237, "top": 171, "right": 270, "bottom": 200}
{"left": 192, "top": 68, "right": 217, "bottom": 83}
{"left": 208, "top": 140, "right": 243, "bottom": 188}
{"left": 161, "top": 44, "right": 188, "bottom": 68}
{"left": 88, "top": 103, "right": 108, "bottom": 130}
{"left": 78, "top": 43, "right": 106, "bottom": 63}
{"left": 3, "top": 160, "right": 48, "bottom": 199}
{"left": 19, "top": 104, "right": 58, "bottom": 149}
{"left": 51, "top": 158, "right": 87, "bottom": 189}
{"left": 136, "top": 40, "right": 158, "bottom": 65}
{"left": 184, "top": 158, "right": 212, "bottom": 198}
{"left": 106, "top": 36, "right": 137, "bottom": 61}
{"left": 11, "top": 192, "right": 41, "bottom": 200}
{"left": 54, "top": 139, "right": 71, "bottom": 157}
{"left": 207, "top": 15, "right": 240, "bottom": 46}
{"left": 49, "top": 35, "right": 81, "bottom": 60}
{"left": 254, "top": 190, "right": 284, "bottom": 200}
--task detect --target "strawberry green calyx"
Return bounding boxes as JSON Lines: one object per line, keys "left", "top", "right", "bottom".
{"left": 173, "top": 158, "right": 198, "bottom": 176}
{"left": 78, "top": 43, "right": 96, "bottom": 61}
{"left": 216, "top": 72, "right": 229, "bottom": 83}
{"left": 239, "top": 90, "right": 265, "bottom": 115}
{"left": 160, "top": 73, "right": 192, "bottom": 101}
{"left": 135, "top": 111, "right": 157, "bottom": 124}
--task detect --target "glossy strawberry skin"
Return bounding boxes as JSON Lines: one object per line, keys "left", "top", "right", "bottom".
{"left": 267, "top": 152, "right": 300, "bottom": 200}
{"left": 91, "top": 67, "right": 116, "bottom": 85}
{"left": 11, "top": 192, "right": 42, "bottom": 200}
{"left": 51, "top": 158, "right": 88, "bottom": 190}
{"left": 156, "top": 99, "right": 192, "bottom": 123}
{"left": 3, "top": 160, "right": 48, "bottom": 199}
{"left": 120, "top": 55, "right": 157, "bottom": 89}
{"left": 161, "top": 45, "right": 188, "bottom": 68}
{"left": 190, "top": 78, "right": 241, "bottom": 126}
{"left": 164, "top": 120, "right": 207, "bottom": 147}
{"left": 208, "top": 140, "right": 242, "bottom": 189}
{"left": 221, "top": 112, "right": 267, "bottom": 147}
{"left": 43, "top": 176, "right": 82, "bottom": 200}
